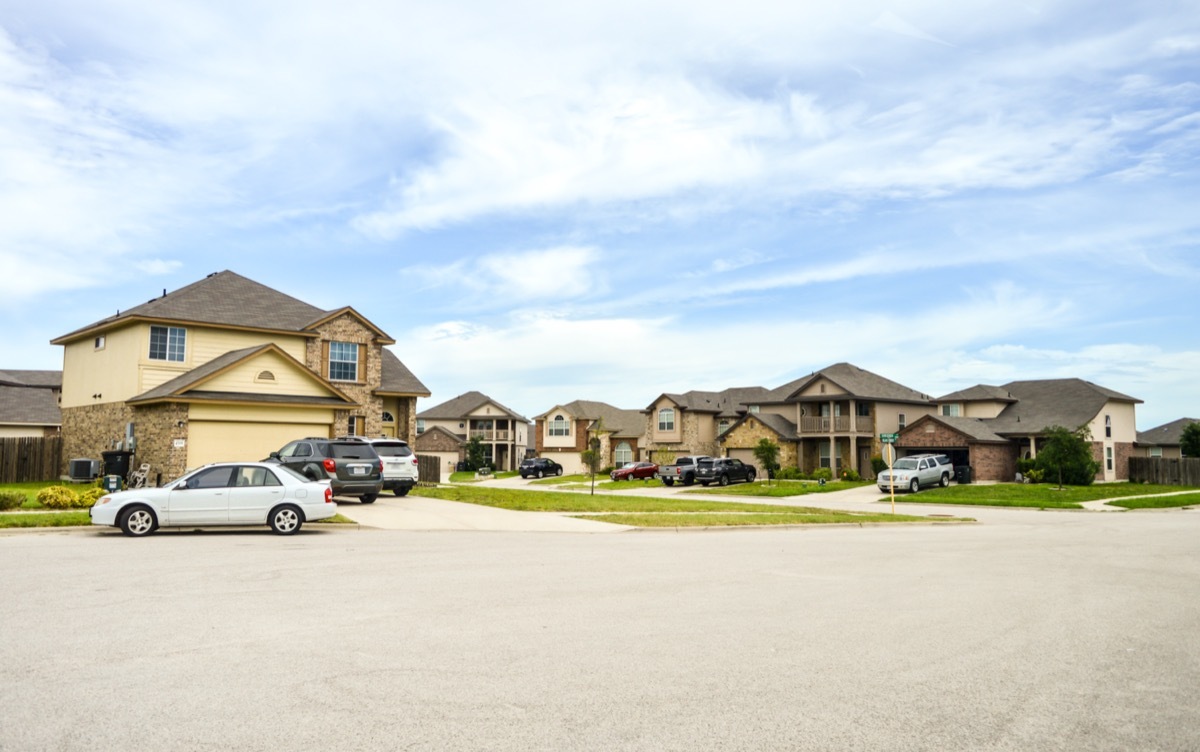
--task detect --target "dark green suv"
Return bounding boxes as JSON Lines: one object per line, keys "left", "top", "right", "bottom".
{"left": 268, "top": 438, "right": 384, "bottom": 503}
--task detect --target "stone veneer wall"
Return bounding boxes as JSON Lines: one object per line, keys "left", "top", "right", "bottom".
{"left": 307, "top": 314, "right": 383, "bottom": 437}
{"left": 61, "top": 402, "right": 190, "bottom": 483}
{"left": 642, "top": 412, "right": 718, "bottom": 459}
{"left": 61, "top": 403, "right": 135, "bottom": 474}
{"left": 719, "top": 418, "right": 798, "bottom": 468}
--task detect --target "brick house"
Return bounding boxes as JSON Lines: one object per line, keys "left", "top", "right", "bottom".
{"left": 534, "top": 400, "right": 644, "bottom": 473}
{"left": 414, "top": 391, "right": 531, "bottom": 472}
{"left": 51, "top": 271, "right": 428, "bottom": 482}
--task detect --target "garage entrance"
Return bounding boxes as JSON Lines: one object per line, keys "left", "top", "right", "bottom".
{"left": 187, "top": 421, "right": 331, "bottom": 469}
{"left": 727, "top": 448, "right": 763, "bottom": 477}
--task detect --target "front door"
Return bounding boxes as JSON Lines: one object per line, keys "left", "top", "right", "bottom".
{"left": 167, "top": 465, "right": 233, "bottom": 524}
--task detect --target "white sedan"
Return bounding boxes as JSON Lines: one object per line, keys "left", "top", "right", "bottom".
{"left": 90, "top": 462, "right": 336, "bottom": 537}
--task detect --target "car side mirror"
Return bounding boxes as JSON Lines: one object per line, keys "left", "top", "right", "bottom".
{"left": 269, "top": 451, "right": 281, "bottom": 460}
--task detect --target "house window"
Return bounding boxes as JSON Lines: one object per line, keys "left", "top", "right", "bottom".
{"left": 942, "top": 404, "right": 961, "bottom": 417}
{"left": 549, "top": 415, "right": 569, "bottom": 436}
{"left": 718, "top": 419, "right": 730, "bottom": 435}
{"left": 857, "top": 403, "right": 870, "bottom": 417}
{"left": 348, "top": 416, "right": 363, "bottom": 435}
{"left": 615, "top": 442, "right": 633, "bottom": 465}
{"left": 748, "top": 405, "right": 760, "bottom": 414}
{"left": 819, "top": 441, "right": 831, "bottom": 469}
{"left": 382, "top": 411, "right": 395, "bottom": 424}
{"left": 1150, "top": 447, "right": 1162, "bottom": 458}
{"left": 1106, "top": 446, "right": 1113, "bottom": 471}
{"left": 658, "top": 408, "right": 676, "bottom": 432}
{"left": 148, "top": 326, "right": 186, "bottom": 362}
{"left": 898, "top": 413, "right": 907, "bottom": 430}
{"left": 94, "top": 336, "right": 105, "bottom": 350}
{"left": 329, "top": 341, "right": 358, "bottom": 381}
{"left": 416, "top": 419, "right": 425, "bottom": 434}
{"left": 1105, "top": 415, "right": 1112, "bottom": 438}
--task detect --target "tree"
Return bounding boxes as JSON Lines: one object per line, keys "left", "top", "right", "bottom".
{"left": 582, "top": 436, "right": 602, "bottom": 495}
{"left": 464, "top": 435, "right": 487, "bottom": 471}
{"left": 1036, "top": 425, "right": 1100, "bottom": 489}
{"left": 752, "top": 438, "right": 780, "bottom": 486}
{"left": 1181, "top": 421, "right": 1200, "bottom": 458}
{"left": 655, "top": 448, "right": 676, "bottom": 467}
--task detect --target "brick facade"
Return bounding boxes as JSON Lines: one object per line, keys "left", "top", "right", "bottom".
{"left": 642, "top": 411, "right": 719, "bottom": 460}
{"left": 415, "top": 428, "right": 464, "bottom": 460}
{"left": 720, "top": 419, "right": 798, "bottom": 468}
{"left": 62, "top": 401, "right": 191, "bottom": 482}
{"left": 307, "top": 314, "right": 385, "bottom": 438}
{"left": 1092, "top": 441, "right": 1135, "bottom": 481}
{"left": 972, "top": 443, "right": 1017, "bottom": 482}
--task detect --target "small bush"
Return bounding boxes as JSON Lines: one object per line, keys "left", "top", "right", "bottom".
{"left": 870, "top": 455, "right": 887, "bottom": 475}
{"left": 775, "top": 466, "right": 806, "bottom": 481}
{"left": 37, "top": 485, "right": 81, "bottom": 509}
{"left": 840, "top": 468, "right": 862, "bottom": 482}
{"left": 1016, "top": 458, "right": 1037, "bottom": 475}
{"left": 0, "top": 491, "right": 25, "bottom": 511}
{"left": 811, "top": 467, "right": 834, "bottom": 482}
{"left": 1025, "top": 468, "right": 1045, "bottom": 484}
{"left": 78, "top": 487, "right": 106, "bottom": 507}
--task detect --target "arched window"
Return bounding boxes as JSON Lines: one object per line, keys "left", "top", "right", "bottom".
{"left": 658, "top": 408, "right": 676, "bottom": 432}
{"left": 549, "top": 415, "right": 569, "bottom": 436}
{"left": 382, "top": 411, "right": 395, "bottom": 424}
{"left": 615, "top": 442, "right": 633, "bottom": 465}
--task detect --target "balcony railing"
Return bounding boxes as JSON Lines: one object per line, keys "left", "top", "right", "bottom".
{"left": 469, "top": 430, "right": 513, "bottom": 441}
{"left": 798, "top": 416, "right": 874, "bottom": 434}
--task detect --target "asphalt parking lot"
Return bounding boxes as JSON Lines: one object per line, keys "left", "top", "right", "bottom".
{"left": 3, "top": 499, "right": 1199, "bottom": 751}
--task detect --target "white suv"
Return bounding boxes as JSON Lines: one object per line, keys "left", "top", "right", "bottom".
{"left": 339, "top": 436, "right": 419, "bottom": 497}
{"left": 877, "top": 453, "right": 953, "bottom": 493}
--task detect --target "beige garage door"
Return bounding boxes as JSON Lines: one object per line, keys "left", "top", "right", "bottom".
{"left": 187, "top": 421, "right": 330, "bottom": 469}
{"left": 727, "top": 448, "right": 764, "bottom": 477}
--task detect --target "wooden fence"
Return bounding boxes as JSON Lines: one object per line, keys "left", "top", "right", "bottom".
{"left": 1128, "top": 456, "right": 1200, "bottom": 487}
{"left": 418, "top": 454, "right": 441, "bottom": 484}
{"left": 0, "top": 436, "right": 63, "bottom": 484}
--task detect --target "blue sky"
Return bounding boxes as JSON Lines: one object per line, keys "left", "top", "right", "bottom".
{"left": 2, "top": 0, "right": 1197, "bottom": 428}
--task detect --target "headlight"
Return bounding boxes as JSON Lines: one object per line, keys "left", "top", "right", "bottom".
{"left": 97, "top": 496, "right": 113, "bottom": 505}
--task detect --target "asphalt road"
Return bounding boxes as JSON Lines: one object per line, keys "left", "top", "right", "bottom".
{"left": 3, "top": 508, "right": 1199, "bottom": 751}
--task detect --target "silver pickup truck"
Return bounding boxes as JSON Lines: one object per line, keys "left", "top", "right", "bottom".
{"left": 877, "top": 453, "right": 953, "bottom": 493}
{"left": 656, "top": 456, "right": 710, "bottom": 487}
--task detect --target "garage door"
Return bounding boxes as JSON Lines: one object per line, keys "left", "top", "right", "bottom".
{"left": 727, "top": 449, "right": 763, "bottom": 477}
{"left": 187, "top": 422, "right": 330, "bottom": 469}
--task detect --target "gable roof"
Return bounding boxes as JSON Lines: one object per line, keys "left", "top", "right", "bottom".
{"left": 936, "top": 384, "right": 1018, "bottom": 403}
{"left": 722, "top": 411, "right": 798, "bottom": 441}
{"left": 127, "top": 344, "right": 355, "bottom": 407}
{"left": 0, "top": 384, "right": 61, "bottom": 425}
{"left": 0, "top": 370, "right": 62, "bottom": 389}
{"left": 52, "top": 271, "right": 393, "bottom": 344}
{"left": 647, "top": 386, "right": 773, "bottom": 417}
{"left": 902, "top": 414, "right": 1010, "bottom": 443}
{"left": 418, "top": 391, "right": 529, "bottom": 422}
{"left": 379, "top": 349, "right": 431, "bottom": 396}
{"left": 768, "top": 363, "right": 933, "bottom": 405}
{"left": 985, "top": 378, "right": 1142, "bottom": 435}
{"left": 542, "top": 400, "right": 645, "bottom": 437}
{"left": 1136, "top": 418, "right": 1198, "bottom": 447}
{"left": 414, "top": 425, "right": 466, "bottom": 446}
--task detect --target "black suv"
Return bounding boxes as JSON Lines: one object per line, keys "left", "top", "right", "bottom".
{"left": 519, "top": 458, "right": 563, "bottom": 479}
{"left": 695, "top": 457, "right": 757, "bottom": 487}
{"left": 268, "top": 438, "right": 384, "bottom": 503}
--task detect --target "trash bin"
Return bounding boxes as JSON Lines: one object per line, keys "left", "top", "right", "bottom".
{"left": 103, "top": 475, "right": 123, "bottom": 492}
{"left": 101, "top": 450, "right": 134, "bottom": 479}
{"left": 955, "top": 465, "right": 972, "bottom": 484}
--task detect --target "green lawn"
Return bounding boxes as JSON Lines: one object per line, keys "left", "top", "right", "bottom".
{"left": 529, "top": 473, "right": 595, "bottom": 485}
{"left": 448, "top": 471, "right": 519, "bottom": 483}
{"left": 891, "top": 483, "right": 1200, "bottom": 509}
{"left": 411, "top": 485, "right": 968, "bottom": 527}
{"left": 686, "top": 480, "right": 873, "bottom": 497}
{"left": 0, "top": 511, "right": 91, "bottom": 528}
{"left": 1108, "top": 493, "right": 1200, "bottom": 509}
{"left": 0, "top": 481, "right": 72, "bottom": 509}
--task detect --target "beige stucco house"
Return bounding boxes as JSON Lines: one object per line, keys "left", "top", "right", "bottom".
{"left": 534, "top": 400, "right": 644, "bottom": 473}
{"left": 52, "top": 271, "right": 428, "bottom": 481}
{"left": 0, "top": 370, "right": 62, "bottom": 438}
{"left": 415, "top": 391, "right": 530, "bottom": 473}
{"left": 1134, "top": 418, "right": 1196, "bottom": 460}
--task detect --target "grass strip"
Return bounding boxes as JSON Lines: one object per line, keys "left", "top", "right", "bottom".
{"left": 0, "top": 511, "right": 92, "bottom": 528}
{"left": 1108, "top": 493, "right": 1200, "bottom": 509}
{"left": 685, "top": 480, "right": 872, "bottom": 497}
{"left": 896, "top": 483, "right": 1200, "bottom": 507}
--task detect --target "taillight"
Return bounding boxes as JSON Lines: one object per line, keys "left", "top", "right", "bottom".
{"left": 325, "top": 486, "right": 333, "bottom": 504}
{"left": 378, "top": 460, "right": 384, "bottom": 473}
{"left": 323, "top": 458, "right": 336, "bottom": 473}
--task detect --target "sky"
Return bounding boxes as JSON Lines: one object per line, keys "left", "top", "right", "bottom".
{"left": 2, "top": 0, "right": 1198, "bottom": 429}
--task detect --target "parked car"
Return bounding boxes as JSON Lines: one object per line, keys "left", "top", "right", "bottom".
{"left": 610, "top": 462, "right": 658, "bottom": 481}
{"left": 520, "top": 458, "right": 564, "bottom": 479}
{"left": 656, "top": 456, "right": 710, "bottom": 486}
{"left": 695, "top": 457, "right": 757, "bottom": 486}
{"left": 89, "top": 462, "right": 336, "bottom": 537}
{"left": 266, "top": 437, "right": 384, "bottom": 503}
{"left": 877, "top": 453, "right": 953, "bottom": 493}
{"left": 339, "top": 436, "right": 418, "bottom": 497}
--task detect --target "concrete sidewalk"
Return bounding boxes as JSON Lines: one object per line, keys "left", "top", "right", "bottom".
{"left": 333, "top": 495, "right": 630, "bottom": 532}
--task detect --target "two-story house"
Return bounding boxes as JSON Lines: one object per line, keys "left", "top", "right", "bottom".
{"left": 642, "top": 387, "right": 773, "bottom": 463}
{"left": 415, "top": 391, "right": 531, "bottom": 472}
{"left": 51, "top": 271, "right": 429, "bottom": 481}
{"left": 719, "top": 363, "right": 937, "bottom": 478}
{"left": 534, "top": 400, "right": 645, "bottom": 473}
{"left": 0, "top": 370, "right": 62, "bottom": 438}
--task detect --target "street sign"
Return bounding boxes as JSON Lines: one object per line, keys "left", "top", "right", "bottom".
{"left": 882, "top": 444, "right": 897, "bottom": 465}
{"left": 880, "top": 433, "right": 898, "bottom": 443}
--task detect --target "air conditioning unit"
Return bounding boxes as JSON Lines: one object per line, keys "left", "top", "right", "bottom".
{"left": 69, "top": 458, "right": 101, "bottom": 481}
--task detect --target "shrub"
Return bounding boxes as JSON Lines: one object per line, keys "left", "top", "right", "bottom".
{"left": 0, "top": 491, "right": 24, "bottom": 511}
{"left": 1025, "top": 468, "right": 1046, "bottom": 484}
{"left": 810, "top": 467, "right": 834, "bottom": 482}
{"left": 870, "top": 455, "right": 887, "bottom": 475}
{"left": 840, "top": 468, "right": 862, "bottom": 482}
{"left": 775, "top": 466, "right": 805, "bottom": 481}
{"left": 1016, "top": 458, "right": 1037, "bottom": 475}
{"left": 78, "top": 487, "right": 106, "bottom": 507}
{"left": 37, "top": 485, "right": 81, "bottom": 509}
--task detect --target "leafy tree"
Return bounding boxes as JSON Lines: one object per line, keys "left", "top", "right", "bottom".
{"left": 655, "top": 448, "right": 676, "bottom": 467}
{"left": 752, "top": 438, "right": 780, "bottom": 485}
{"left": 582, "top": 436, "right": 602, "bottom": 495}
{"left": 1035, "top": 425, "right": 1100, "bottom": 488}
{"left": 464, "top": 435, "right": 487, "bottom": 471}
{"left": 1180, "top": 421, "right": 1200, "bottom": 458}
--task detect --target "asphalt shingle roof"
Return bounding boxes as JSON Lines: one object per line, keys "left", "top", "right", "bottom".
{"left": 0, "top": 385, "right": 61, "bottom": 425}
{"left": 1136, "top": 418, "right": 1198, "bottom": 446}
{"left": 380, "top": 349, "right": 431, "bottom": 396}
{"left": 916, "top": 415, "right": 1011, "bottom": 443}
{"left": 986, "top": 378, "right": 1142, "bottom": 435}
{"left": 418, "top": 391, "right": 529, "bottom": 423}
{"left": 0, "top": 370, "right": 62, "bottom": 388}
{"left": 547, "top": 400, "right": 645, "bottom": 437}
{"left": 767, "top": 363, "right": 933, "bottom": 404}
{"left": 936, "top": 384, "right": 1018, "bottom": 403}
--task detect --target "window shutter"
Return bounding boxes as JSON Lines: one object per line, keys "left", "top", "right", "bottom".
{"left": 358, "top": 344, "right": 367, "bottom": 384}
{"left": 322, "top": 341, "right": 330, "bottom": 379}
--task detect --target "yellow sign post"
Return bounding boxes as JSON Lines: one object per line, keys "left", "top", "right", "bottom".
{"left": 881, "top": 437, "right": 898, "bottom": 514}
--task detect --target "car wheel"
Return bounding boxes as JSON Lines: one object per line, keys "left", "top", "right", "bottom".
{"left": 536, "top": 470, "right": 544, "bottom": 479}
{"left": 662, "top": 478, "right": 674, "bottom": 487}
{"left": 119, "top": 506, "right": 156, "bottom": 537}
{"left": 909, "top": 478, "right": 920, "bottom": 494}
{"left": 719, "top": 474, "right": 730, "bottom": 487}
{"left": 940, "top": 473, "right": 950, "bottom": 488}
{"left": 269, "top": 505, "right": 303, "bottom": 535}
{"left": 393, "top": 487, "right": 410, "bottom": 497}
{"left": 556, "top": 467, "right": 563, "bottom": 476}
{"left": 360, "top": 493, "right": 378, "bottom": 504}
{"left": 747, "top": 470, "right": 756, "bottom": 483}
{"left": 683, "top": 475, "right": 694, "bottom": 486}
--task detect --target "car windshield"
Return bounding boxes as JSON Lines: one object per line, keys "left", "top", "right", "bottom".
{"left": 372, "top": 443, "right": 412, "bottom": 457}
{"left": 329, "top": 443, "right": 377, "bottom": 460}
{"left": 893, "top": 458, "right": 919, "bottom": 470}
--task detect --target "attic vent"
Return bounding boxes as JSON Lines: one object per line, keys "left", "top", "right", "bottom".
{"left": 820, "top": 384, "right": 826, "bottom": 394}
{"left": 925, "top": 424, "right": 935, "bottom": 434}
{"left": 256, "top": 370, "right": 276, "bottom": 382}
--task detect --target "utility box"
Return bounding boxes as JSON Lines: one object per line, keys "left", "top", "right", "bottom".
{"left": 101, "top": 450, "right": 134, "bottom": 479}
{"left": 103, "top": 475, "right": 123, "bottom": 493}
{"left": 955, "top": 466, "right": 973, "bottom": 484}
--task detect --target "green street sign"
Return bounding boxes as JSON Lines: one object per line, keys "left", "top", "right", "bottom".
{"left": 880, "top": 433, "right": 898, "bottom": 443}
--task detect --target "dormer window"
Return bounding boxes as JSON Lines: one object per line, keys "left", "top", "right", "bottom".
{"left": 149, "top": 326, "right": 185, "bottom": 362}
{"left": 658, "top": 408, "right": 676, "bottom": 432}
{"left": 549, "top": 415, "right": 569, "bottom": 436}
